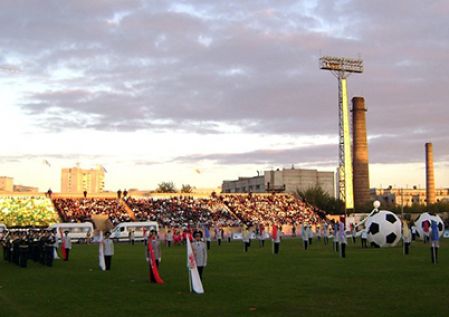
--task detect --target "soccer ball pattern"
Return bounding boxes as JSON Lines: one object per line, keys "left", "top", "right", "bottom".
{"left": 365, "top": 210, "right": 402, "bottom": 248}
{"left": 415, "top": 212, "right": 445, "bottom": 239}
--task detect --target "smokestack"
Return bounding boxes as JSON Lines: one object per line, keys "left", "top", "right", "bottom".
{"left": 425, "top": 142, "right": 436, "bottom": 205}
{"left": 352, "top": 97, "right": 370, "bottom": 210}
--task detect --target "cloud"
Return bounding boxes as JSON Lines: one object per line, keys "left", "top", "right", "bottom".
{"left": 174, "top": 144, "right": 337, "bottom": 166}
{"left": 0, "top": 0, "right": 448, "bottom": 165}
{"left": 173, "top": 132, "right": 449, "bottom": 168}
{"left": 0, "top": 153, "right": 106, "bottom": 164}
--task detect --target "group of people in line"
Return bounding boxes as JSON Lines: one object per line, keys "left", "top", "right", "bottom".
{"left": 1, "top": 229, "right": 73, "bottom": 268}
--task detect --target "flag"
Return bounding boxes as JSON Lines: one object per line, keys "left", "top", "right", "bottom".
{"left": 98, "top": 231, "right": 106, "bottom": 271}
{"left": 186, "top": 235, "right": 204, "bottom": 294}
{"left": 272, "top": 225, "right": 278, "bottom": 241}
{"left": 430, "top": 220, "right": 440, "bottom": 241}
{"left": 60, "top": 229, "right": 67, "bottom": 260}
{"left": 148, "top": 238, "right": 164, "bottom": 284}
{"left": 402, "top": 220, "right": 411, "bottom": 238}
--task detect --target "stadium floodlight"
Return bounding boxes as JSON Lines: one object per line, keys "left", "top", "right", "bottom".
{"left": 319, "top": 56, "right": 363, "bottom": 75}
{"left": 320, "top": 56, "right": 364, "bottom": 212}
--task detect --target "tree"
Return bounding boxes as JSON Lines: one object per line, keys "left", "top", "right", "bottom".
{"left": 296, "top": 185, "right": 345, "bottom": 215}
{"left": 181, "top": 184, "right": 193, "bottom": 193}
{"left": 156, "top": 181, "right": 177, "bottom": 193}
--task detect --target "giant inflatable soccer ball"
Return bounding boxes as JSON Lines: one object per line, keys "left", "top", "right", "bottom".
{"left": 415, "top": 212, "right": 445, "bottom": 239}
{"left": 365, "top": 210, "right": 402, "bottom": 247}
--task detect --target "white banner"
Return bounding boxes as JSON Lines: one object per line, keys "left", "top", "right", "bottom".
{"left": 186, "top": 238, "right": 204, "bottom": 294}
{"left": 98, "top": 231, "right": 106, "bottom": 271}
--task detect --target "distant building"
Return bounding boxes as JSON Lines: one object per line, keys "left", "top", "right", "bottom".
{"left": 0, "top": 176, "right": 14, "bottom": 192}
{"left": 222, "top": 176, "right": 265, "bottom": 193}
{"left": 61, "top": 166, "right": 105, "bottom": 194}
{"left": 222, "top": 168, "right": 335, "bottom": 197}
{"left": 370, "top": 187, "right": 449, "bottom": 206}
{"left": 13, "top": 185, "right": 39, "bottom": 193}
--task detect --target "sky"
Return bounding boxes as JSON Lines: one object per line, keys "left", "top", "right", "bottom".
{"left": 0, "top": 0, "right": 448, "bottom": 192}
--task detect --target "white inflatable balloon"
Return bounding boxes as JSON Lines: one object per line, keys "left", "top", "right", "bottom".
{"left": 365, "top": 210, "right": 402, "bottom": 247}
{"left": 414, "top": 212, "right": 445, "bottom": 239}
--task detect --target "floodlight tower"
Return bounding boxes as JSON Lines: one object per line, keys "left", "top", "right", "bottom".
{"left": 320, "top": 56, "right": 363, "bottom": 212}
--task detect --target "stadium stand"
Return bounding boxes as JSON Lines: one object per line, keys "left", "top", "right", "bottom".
{"left": 217, "top": 193, "right": 322, "bottom": 226}
{"left": 0, "top": 193, "right": 325, "bottom": 232}
{"left": 0, "top": 196, "right": 59, "bottom": 227}
{"left": 52, "top": 198, "right": 132, "bottom": 225}
{"left": 125, "top": 196, "right": 240, "bottom": 227}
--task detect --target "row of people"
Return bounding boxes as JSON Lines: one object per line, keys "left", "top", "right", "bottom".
{"left": 1, "top": 229, "right": 57, "bottom": 267}
{"left": 53, "top": 198, "right": 131, "bottom": 225}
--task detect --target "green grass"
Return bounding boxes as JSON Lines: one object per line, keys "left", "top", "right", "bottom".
{"left": 1, "top": 239, "right": 448, "bottom": 317}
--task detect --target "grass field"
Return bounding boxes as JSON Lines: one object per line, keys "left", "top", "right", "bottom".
{"left": 1, "top": 238, "right": 448, "bottom": 317}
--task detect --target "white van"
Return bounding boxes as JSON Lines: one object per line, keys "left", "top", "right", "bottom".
{"left": 48, "top": 223, "right": 94, "bottom": 243}
{"left": 109, "top": 222, "right": 159, "bottom": 241}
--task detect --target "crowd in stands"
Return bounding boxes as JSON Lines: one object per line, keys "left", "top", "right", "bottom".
{"left": 53, "top": 198, "right": 131, "bottom": 225}
{"left": 0, "top": 193, "right": 324, "bottom": 230}
{"left": 125, "top": 196, "right": 239, "bottom": 227}
{"left": 123, "top": 193, "right": 323, "bottom": 228}
{"left": 217, "top": 193, "right": 322, "bottom": 227}
{"left": 0, "top": 196, "right": 59, "bottom": 227}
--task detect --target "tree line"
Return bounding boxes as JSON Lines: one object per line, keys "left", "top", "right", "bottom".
{"left": 296, "top": 185, "right": 449, "bottom": 215}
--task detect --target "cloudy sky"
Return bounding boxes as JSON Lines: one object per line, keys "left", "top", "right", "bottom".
{"left": 0, "top": 0, "right": 448, "bottom": 192}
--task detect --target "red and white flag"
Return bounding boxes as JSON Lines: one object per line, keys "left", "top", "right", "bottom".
{"left": 186, "top": 235, "right": 204, "bottom": 294}
{"left": 147, "top": 238, "right": 164, "bottom": 284}
{"left": 60, "top": 229, "right": 67, "bottom": 260}
{"left": 272, "top": 225, "right": 278, "bottom": 240}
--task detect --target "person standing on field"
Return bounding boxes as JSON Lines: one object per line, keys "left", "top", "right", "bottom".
{"left": 338, "top": 217, "right": 347, "bottom": 258}
{"left": 147, "top": 230, "right": 162, "bottom": 283}
{"left": 103, "top": 231, "right": 114, "bottom": 270}
{"left": 191, "top": 230, "right": 207, "bottom": 281}
{"left": 272, "top": 224, "right": 281, "bottom": 255}
{"left": 302, "top": 224, "right": 309, "bottom": 250}
{"left": 129, "top": 230, "right": 135, "bottom": 245}
{"left": 63, "top": 231, "right": 72, "bottom": 261}
{"left": 166, "top": 229, "right": 173, "bottom": 248}
{"left": 242, "top": 226, "right": 250, "bottom": 252}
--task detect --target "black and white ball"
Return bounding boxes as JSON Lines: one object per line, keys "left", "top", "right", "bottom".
{"left": 365, "top": 210, "right": 402, "bottom": 247}
{"left": 415, "top": 212, "right": 445, "bottom": 239}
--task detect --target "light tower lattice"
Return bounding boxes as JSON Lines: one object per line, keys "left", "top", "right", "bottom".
{"left": 320, "top": 56, "right": 363, "bottom": 212}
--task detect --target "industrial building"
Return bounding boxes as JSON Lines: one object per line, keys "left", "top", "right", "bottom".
{"left": 370, "top": 187, "right": 449, "bottom": 206}
{"left": 222, "top": 168, "right": 335, "bottom": 197}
